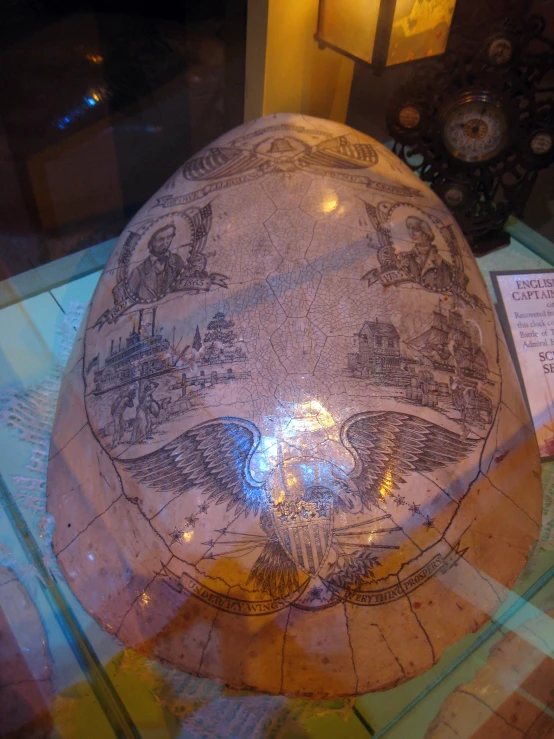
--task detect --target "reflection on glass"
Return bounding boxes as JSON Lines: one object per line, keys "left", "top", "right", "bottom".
{"left": 84, "top": 52, "right": 103, "bottom": 64}
{"left": 56, "top": 86, "right": 109, "bottom": 130}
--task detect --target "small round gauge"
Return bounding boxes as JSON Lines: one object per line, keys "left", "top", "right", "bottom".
{"left": 443, "top": 184, "right": 466, "bottom": 209}
{"left": 442, "top": 93, "right": 510, "bottom": 163}
{"left": 398, "top": 105, "right": 421, "bottom": 130}
{"left": 530, "top": 130, "right": 553, "bottom": 156}
{"left": 486, "top": 36, "right": 514, "bottom": 66}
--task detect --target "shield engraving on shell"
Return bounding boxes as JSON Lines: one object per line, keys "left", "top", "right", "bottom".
{"left": 271, "top": 504, "right": 333, "bottom": 576}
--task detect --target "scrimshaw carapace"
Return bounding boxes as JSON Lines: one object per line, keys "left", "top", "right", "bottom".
{"left": 47, "top": 113, "right": 542, "bottom": 698}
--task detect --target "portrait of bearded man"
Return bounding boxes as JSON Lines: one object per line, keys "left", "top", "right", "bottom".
{"left": 127, "top": 224, "right": 185, "bottom": 301}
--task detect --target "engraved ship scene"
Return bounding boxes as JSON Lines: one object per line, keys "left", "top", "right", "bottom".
{"left": 346, "top": 300, "right": 495, "bottom": 429}
{"left": 86, "top": 306, "right": 250, "bottom": 453}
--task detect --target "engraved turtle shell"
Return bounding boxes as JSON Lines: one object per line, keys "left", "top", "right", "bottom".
{"left": 47, "top": 113, "right": 542, "bottom": 698}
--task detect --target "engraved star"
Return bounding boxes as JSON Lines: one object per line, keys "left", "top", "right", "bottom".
{"left": 197, "top": 503, "right": 209, "bottom": 514}
{"left": 423, "top": 516, "right": 434, "bottom": 530}
{"left": 183, "top": 514, "right": 199, "bottom": 528}
{"left": 307, "top": 585, "right": 323, "bottom": 601}
{"left": 409, "top": 503, "right": 421, "bottom": 515}
{"left": 395, "top": 495, "right": 406, "bottom": 507}
{"left": 170, "top": 527, "right": 183, "bottom": 543}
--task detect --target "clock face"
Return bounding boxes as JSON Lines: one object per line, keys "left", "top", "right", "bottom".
{"left": 442, "top": 95, "right": 510, "bottom": 163}
{"left": 443, "top": 185, "right": 466, "bottom": 209}
{"left": 486, "top": 36, "right": 514, "bottom": 66}
{"left": 398, "top": 105, "right": 421, "bottom": 130}
{"left": 530, "top": 131, "right": 553, "bottom": 156}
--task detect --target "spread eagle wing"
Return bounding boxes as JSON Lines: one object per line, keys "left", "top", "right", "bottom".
{"left": 182, "top": 146, "right": 263, "bottom": 182}
{"left": 297, "top": 136, "right": 379, "bottom": 171}
{"left": 119, "top": 417, "right": 264, "bottom": 516}
{"left": 340, "top": 412, "right": 477, "bottom": 509}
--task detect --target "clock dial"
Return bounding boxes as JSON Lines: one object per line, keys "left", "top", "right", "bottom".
{"left": 530, "top": 131, "right": 553, "bottom": 156}
{"left": 386, "top": 10, "right": 554, "bottom": 255}
{"left": 443, "top": 185, "right": 466, "bottom": 209}
{"left": 486, "top": 36, "right": 514, "bottom": 66}
{"left": 436, "top": 181, "right": 471, "bottom": 211}
{"left": 398, "top": 105, "right": 421, "bottom": 130}
{"left": 442, "top": 95, "right": 509, "bottom": 163}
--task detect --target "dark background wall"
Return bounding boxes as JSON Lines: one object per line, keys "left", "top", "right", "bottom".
{"left": 0, "top": 0, "right": 246, "bottom": 279}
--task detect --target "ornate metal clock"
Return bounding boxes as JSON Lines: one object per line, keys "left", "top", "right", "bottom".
{"left": 387, "top": 8, "right": 554, "bottom": 254}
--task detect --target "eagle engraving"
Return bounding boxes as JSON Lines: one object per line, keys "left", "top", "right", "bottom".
{"left": 181, "top": 134, "right": 379, "bottom": 182}
{"left": 120, "top": 412, "right": 475, "bottom": 601}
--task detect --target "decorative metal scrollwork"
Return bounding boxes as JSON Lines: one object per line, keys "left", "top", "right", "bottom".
{"left": 387, "top": 6, "right": 554, "bottom": 254}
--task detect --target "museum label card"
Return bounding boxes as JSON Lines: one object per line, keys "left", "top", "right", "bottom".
{"left": 492, "top": 269, "right": 554, "bottom": 460}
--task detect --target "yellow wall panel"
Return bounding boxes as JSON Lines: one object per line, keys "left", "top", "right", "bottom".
{"left": 245, "top": 0, "right": 354, "bottom": 123}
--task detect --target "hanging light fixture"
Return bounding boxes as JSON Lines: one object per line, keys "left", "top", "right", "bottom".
{"left": 316, "top": 0, "right": 458, "bottom": 74}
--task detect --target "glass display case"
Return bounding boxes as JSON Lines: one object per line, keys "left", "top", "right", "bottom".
{"left": 2, "top": 3, "right": 554, "bottom": 736}
{"left": 1, "top": 223, "right": 553, "bottom": 738}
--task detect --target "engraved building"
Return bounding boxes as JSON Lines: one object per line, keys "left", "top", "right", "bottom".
{"left": 348, "top": 319, "right": 403, "bottom": 377}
